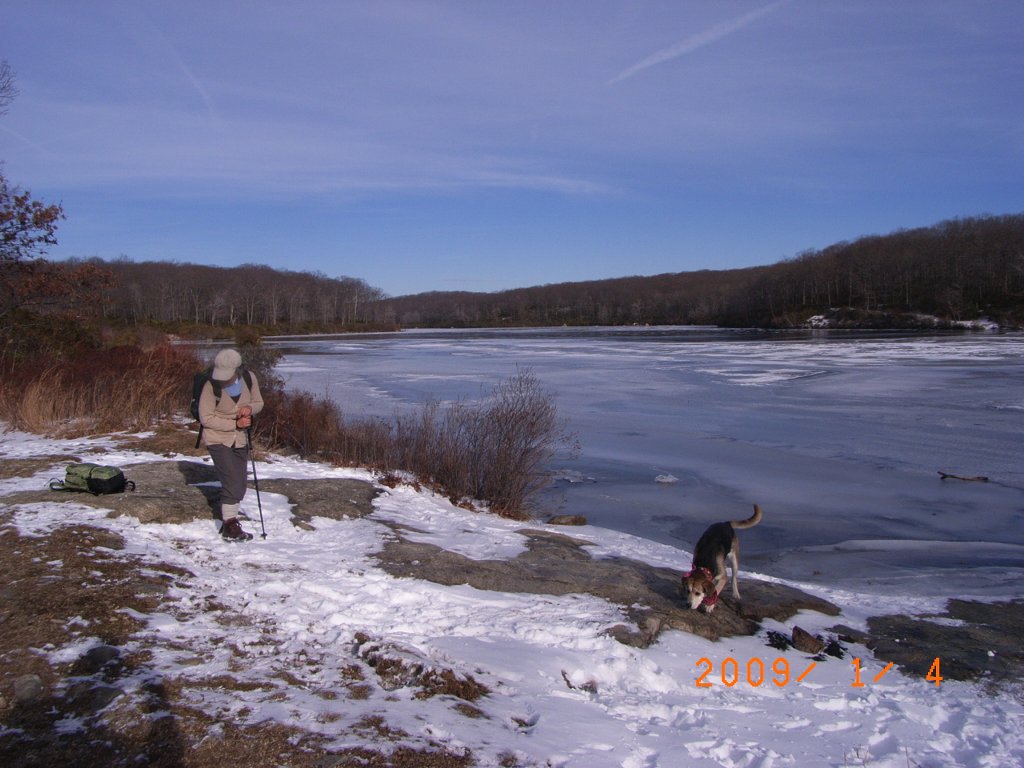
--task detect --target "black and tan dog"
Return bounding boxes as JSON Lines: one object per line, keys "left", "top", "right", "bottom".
{"left": 680, "top": 505, "right": 762, "bottom": 613}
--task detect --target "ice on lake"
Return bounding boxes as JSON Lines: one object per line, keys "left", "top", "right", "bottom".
{"left": 269, "top": 326, "right": 1024, "bottom": 599}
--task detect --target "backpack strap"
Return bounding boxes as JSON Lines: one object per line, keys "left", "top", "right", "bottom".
{"left": 194, "top": 378, "right": 218, "bottom": 449}
{"left": 194, "top": 369, "right": 254, "bottom": 448}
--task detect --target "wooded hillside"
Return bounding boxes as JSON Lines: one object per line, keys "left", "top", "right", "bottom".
{"left": 92, "top": 260, "right": 386, "bottom": 332}
{"left": 61, "top": 212, "right": 1024, "bottom": 334}
{"left": 367, "top": 214, "right": 1024, "bottom": 329}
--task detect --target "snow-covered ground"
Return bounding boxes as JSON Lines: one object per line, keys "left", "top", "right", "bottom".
{"left": 2, "top": 427, "right": 1022, "bottom": 767}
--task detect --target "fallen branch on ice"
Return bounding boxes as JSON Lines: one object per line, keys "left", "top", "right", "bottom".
{"left": 938, "top": 471, "right": 989, "bottom": 482}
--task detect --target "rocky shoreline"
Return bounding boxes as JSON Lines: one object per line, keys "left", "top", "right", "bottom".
{"left": 5, "top": 452, "right": 1021, "bottom": 687}
{"left": 3, "top": 438, "right": 1023, "bottom": 766}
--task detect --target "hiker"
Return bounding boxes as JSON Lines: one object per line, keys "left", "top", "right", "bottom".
{"left": 198, "top": 348, "right": 264, "bottom": 541}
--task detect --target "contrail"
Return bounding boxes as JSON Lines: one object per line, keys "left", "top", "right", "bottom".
{"left": 152, "top": 23, "right": 220, "bottom": 124}
{"left": 608, "top": 0, "right": 790, "bottom": 85}
{"left": 118, "top": 5, "right": 220, "bottom": 124}
{"left": 173, "top": 54, "right": 220, "bottom": 124}
{"left": 0, "top": 122, "right": 58, "bottom": 158}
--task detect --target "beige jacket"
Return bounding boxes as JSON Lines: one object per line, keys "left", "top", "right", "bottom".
{"left": 198, "top": 372, "right": 264, "bottom": 448}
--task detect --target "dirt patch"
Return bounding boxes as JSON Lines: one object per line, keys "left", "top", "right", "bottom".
{"left": 0, "top": 456, "right": 73, "bottom": 481}
{"left": 354, "top": 633, "right": 490, "bottom": 703}
{"left": 311, "top": 745, "right": 474, "bottom": 768}
{"left": 375, "top": 527, "right": 840, "bottom": 644}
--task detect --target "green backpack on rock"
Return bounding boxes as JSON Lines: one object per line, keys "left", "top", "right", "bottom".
{"left": 49, "top": 463, "right": 135, "bottom": 495}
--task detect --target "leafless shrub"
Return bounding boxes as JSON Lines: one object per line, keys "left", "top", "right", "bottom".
{"left": 388, "top": 370, "right": 567, "bottom": 518}
{"left": 260, "top": 368, "right": 568, "bottom": 519}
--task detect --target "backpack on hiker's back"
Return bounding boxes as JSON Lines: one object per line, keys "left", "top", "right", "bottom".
{"left": 190, "top": 365, "right": 253, "bottom": 447}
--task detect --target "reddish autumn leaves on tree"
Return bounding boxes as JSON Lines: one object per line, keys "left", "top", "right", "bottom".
{"left": 0, "top": 173, "right": 63, "bottom": 265}
{"left": 0, "top": 172, "right": 114, "bottom": 355}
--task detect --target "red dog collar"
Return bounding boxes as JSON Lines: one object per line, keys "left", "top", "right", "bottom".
{"left": 684, "top": 565, "right": 719, "bottom": 607}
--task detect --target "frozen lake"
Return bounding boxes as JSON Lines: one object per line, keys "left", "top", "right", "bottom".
{"left": 268, "top": 327, "right": 1024, "bottom": 598}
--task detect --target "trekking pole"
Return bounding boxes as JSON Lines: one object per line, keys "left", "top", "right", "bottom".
{"left": 246, "top": 427, "right": 267, "bottom": 539}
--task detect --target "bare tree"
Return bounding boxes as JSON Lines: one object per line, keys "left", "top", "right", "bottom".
{"left": 0, "top": 60, "right": 17, "bottom": 117}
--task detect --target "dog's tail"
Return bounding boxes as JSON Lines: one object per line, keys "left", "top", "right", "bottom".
{"left": 730, "top": 504, "right": 762, "bottom": 530}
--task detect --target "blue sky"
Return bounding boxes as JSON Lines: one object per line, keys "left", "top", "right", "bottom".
{"left": 1, "top": 1, "right": 1022, "bottom": 297}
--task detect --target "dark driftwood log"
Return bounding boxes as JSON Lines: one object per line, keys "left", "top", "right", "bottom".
{"left": 938, "top": 471, "right": 989, "bottom": 482}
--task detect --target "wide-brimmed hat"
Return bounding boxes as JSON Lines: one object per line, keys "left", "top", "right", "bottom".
{"left": 211, "top": 348, "right": 243, "bottom": 381}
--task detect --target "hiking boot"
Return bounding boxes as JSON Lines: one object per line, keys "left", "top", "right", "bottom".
{"left": 221, "top": 517, "right": 253, "bottom": 541}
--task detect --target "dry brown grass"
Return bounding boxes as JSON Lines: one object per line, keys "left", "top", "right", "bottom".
{"left": 0, "top": 344, "right": 199, "bottom": 435}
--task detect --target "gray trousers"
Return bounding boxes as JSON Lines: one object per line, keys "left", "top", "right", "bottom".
{"left": 207, "top": 443, "right": 250, "bottom": 511}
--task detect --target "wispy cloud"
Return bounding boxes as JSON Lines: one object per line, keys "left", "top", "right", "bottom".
{"left": 7, "top": 94, "right": 611, "bottom": 201}
{"left": 608, "top": 0, "right": 791, "bottom": 85}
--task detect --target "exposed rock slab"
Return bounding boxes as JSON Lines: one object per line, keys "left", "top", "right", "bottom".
{"left": 375, "top": 527, "right": 839, "bottom": 645}
{"left": 865, "top": 599, "right": 1024, "bottom": 684}
{"left": 7, "top": 460, "right": 218, "bottom": 524}
{"left": 257, "top": 477, "right": 380, "bottom": 526}
{"left": 3, "top": 460, "right": 380, "bottom": 527}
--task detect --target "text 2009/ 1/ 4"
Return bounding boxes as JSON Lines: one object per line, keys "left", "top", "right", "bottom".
{"left": 695, "top": 657, "right": 943, "bottom": 688}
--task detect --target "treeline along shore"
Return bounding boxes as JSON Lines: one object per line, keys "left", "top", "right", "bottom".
{"left": 367, "top": 214, "right": 1024, "bottom": 329}
{"left": 85, "top": 212, "right": 1024, "bottom": 332}
{"left": 3, "top": 191, "right": 1023, "bottom": 522}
